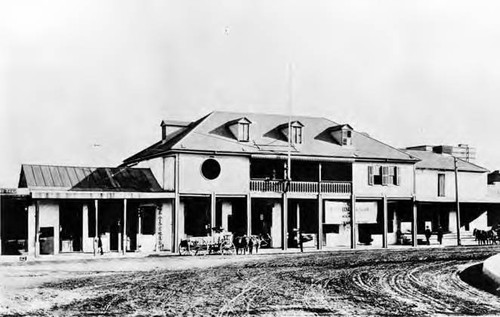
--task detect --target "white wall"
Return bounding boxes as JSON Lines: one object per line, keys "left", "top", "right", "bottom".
{"left": 179, "top": 154, "right": 249, "bottom": 194}
{"left": 271, "top": 202, "right": 282, "bottom": 248}
{"left": 27, "top": 204, "right": 35, "bottom": 256}
{"left": 136, "top": 156, "right": 175, "bottom": 191}
{"left": 415, "top": 169, "right": 487, "bottom": 202}
{"left": 38, "top": 200, "right": 60, "bottom": 255}
{"left": 164, "top": 156, "right": 175, "bottom": 191}
{"left": 353, "top": 162, "right": 414, "bottom": 198}
{"left": 137, "top": 157, "right": 163, "bottom": 188}
{"left": 81, "top": 203, "right": 95, "bottom": 253}
{"left": 160, "top": 202, "right": 173, "bottom": 251}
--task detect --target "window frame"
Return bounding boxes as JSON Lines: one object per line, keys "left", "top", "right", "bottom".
{"left": 368, "top": 165, "right": 401, "bottom": 186}
{"left": 438, "top": 173, "right": 446, "bottom": 197}
{"left": 239, "top": 123, "right": 249, "bottom": 142}
{"left": 292, "top": 126, "right": 303, "bottom": 144}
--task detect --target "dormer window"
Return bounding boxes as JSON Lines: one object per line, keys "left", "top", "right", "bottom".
{"left": 227, "top": 117, "right": 252, "bottom": 142}
{"left": 279, "top": 121, "right": 304, "bottom": 145}
{"left": 239, "top": 122, "right": 249, "bottom": 142}
{"left": 292, "top": 125, "right": 303, "bottom": 144}
{"left": 329, "top": 124, "right": 354, "bottom": 147}
{"left": 342, "top": 130, "right": 352, "bottom": 146}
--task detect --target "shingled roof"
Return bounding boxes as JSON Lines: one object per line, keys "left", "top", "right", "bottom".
{"left": 18, "top": 164, "right": 163, "bottom": 192}
{"left": 404, "top": 150, "right": 489, "bottom": 173}
{"left": 123, "top": 111, "right": 417, "bottom": 164}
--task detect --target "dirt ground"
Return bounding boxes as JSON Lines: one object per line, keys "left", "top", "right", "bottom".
{"left": 1, "top": 246, "right": 500, "bottom": 316}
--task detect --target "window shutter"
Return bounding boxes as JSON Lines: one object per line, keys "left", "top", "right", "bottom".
{"left": 381, "top": 166, "right": 388, "bottom": 186}
{"left": 395, "top": 166, "right": 401, "bottom": 186}
{"left": 368, "top": 166, "right": 374, "bottom": 185}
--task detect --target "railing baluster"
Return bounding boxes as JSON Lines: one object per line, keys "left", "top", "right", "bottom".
{"left": 250, "top": 180, "right": 352, "bottom": 194}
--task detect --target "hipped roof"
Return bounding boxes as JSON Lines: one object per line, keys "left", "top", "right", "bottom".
{"left": 123, "top": 111, "right": 417, "bottom": 164}
{"left": 404, "top": 150, "right": 489, "bottom": 173}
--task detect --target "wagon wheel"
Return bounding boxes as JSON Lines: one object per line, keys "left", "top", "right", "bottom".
{"left": 178, "top": 240, "right": 194, "bottom": 256}
{"left": 221, "top": 241, "right": 235, "bottom": 255}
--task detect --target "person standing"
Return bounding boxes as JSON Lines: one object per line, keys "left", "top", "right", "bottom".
{"left": 437, "top": 226, "right": 444, "bottom": 245}
{"left": 298, "top": 229, "right": 303, "bottom": 253}
{"left": 98, "top": 234, "right": 104, "bottom": 255}
{"left": 425, "top": 226, "right": 432, "bottom": 245}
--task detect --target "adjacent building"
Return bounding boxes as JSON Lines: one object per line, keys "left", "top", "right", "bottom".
{"left": 404, "top": 147, "right": 494, "bottom": 243}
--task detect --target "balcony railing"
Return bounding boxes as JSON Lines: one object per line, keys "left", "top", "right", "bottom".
{"left": 250, "top": 179, "right": 351, "bottom": 194}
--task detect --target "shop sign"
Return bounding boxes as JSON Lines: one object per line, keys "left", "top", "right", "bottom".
{"left": 324, "top": 201, "right": 378, "bottom": 224}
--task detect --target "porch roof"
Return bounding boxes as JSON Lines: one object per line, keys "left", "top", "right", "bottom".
{"left": 19, "top": 164, "right": 163, "bottom": 193}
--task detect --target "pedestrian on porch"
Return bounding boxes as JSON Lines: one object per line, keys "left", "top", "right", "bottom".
{"left": 98, "top": 235, "right": 104, "bottom": 255}
{"left": 295, "top": 228, "right": 304, "bottom": 252}
{"left": 425, "top": 227, "right": 432, "bottom": 245}
{"left": 437, "top": 226, "right": 444, "bottom": 245}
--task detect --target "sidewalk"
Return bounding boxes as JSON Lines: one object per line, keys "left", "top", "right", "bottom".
{"left": 0, "top": 242, "right": 484, "bottom": 267}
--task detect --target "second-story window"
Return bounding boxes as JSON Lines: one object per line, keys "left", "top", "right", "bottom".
{"left": 438, "top": 173, "right": 446, "bottom": 197}
{"left": 292, "top": 126, "right": 302, "bottom": 144}
{"left": 368, "top": 165, "right": 400, "bottom": 186}
{"left": 239, "top": 123, "right": 249, "bottom": 142}
{"left": 342, "top": 130, "right": 352, "bottom": 146}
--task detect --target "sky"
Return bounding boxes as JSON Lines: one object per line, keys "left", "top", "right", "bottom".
{"left": 1, "top": 1, "right": 500, "bottom": 187}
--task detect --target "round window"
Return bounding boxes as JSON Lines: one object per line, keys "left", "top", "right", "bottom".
{"left": 201, "top": 159, "right": 221, "bottom": 180}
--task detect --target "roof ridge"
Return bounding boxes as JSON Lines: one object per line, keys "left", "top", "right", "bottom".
{"left": 168, "top": 112, "right": 215, "bottom": 149}
{"left": 212, "top": 110, "right": 340, "bottom": 121}
{"left": 21, "top": 163, "right": 150, "bottom": 170}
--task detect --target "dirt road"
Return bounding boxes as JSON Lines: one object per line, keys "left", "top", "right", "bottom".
{"left": 1, "top": 246, "right": 500, "bottom": 316}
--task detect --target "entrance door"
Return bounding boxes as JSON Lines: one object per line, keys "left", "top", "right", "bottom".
{"left": 39, "top": 227, "right": 54, "bottom": 255}
{"left": 59, "top": 202, "right": 83, "bottom": 252}
{"left": 288, "top": 200, "right": 318, "bottom": 249}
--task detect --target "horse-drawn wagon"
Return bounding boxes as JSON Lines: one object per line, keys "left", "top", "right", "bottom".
{"left": 179, "top": 233, "right": 235, "bottom": 256}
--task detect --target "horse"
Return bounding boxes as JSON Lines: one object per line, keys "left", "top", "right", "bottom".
{"left": 487, "top": 229, "right": 499, "bottom": 245}
{"left": 473, "top": 229, "right": 489, "bottom": 245}
{"left": 247, "top": 235, "right": 262, "bottom": 254}
{"left": 233, "top": 236, "right": 249, "bottom": 255}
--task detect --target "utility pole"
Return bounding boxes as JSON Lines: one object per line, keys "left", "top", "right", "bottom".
{"left": 454, "top": 156, "right": 461, "bottom": 246}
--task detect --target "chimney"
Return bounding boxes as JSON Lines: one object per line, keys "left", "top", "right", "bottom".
{"left": 161, "top": 122, "right": 167, "bottom": 141}
{"left": 160, "top": 120, "right": 191, "bottom": 143}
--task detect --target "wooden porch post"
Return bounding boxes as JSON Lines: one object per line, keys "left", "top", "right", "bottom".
{"left": 282, "top": 194, "right": 288, "bottom": 251}
{"left": 173, "top": 154, "right": 180, "bottom": 253}
{"left": 35, "top": 200, "right": 40, "bottom": 257}
{"left": 412, "top": 197, "right": 418, "bottom": 247}
{"left": 210, "top": 192, "right": 216, "bottom": 235}
{"left": 0, "top": 194, "right": 2, "bottom": 256}
{"left": 154, "top": 204, "right": 159, "bottom": 252}
{"left": 137, "top": 207, "right": 142, "bottom": 251}
{"left": 317, "top": 195, "right": 323, "bottom": 250}
{"left": 122, "top": 199, "right": 127, "bottom": 255}
{"left": 174, "top": 196, "right": 180, "bottom": 253}
{"left": 350, "top": 194, "right": 356, "bottom": 249}
{"left": 317, "top": 162, "right": 323, "bottom": 250}
{"left": 94, "top": 199, "right": 98, "bottom": 256}
{"left": 246, "top": 193, "right": 252, "bottom": 236}
{"left": 382, "top": 196, "right": 388, "bottom": 248}
{"left": 296, "top": 203, "right": 300, "bottom": 232}
{"left": 454, "top": 157, "right": 462, "bottom": 246}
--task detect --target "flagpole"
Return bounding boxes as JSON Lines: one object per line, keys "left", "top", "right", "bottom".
{"left": 287, "top": 63, "right": 293, "bottom": 183}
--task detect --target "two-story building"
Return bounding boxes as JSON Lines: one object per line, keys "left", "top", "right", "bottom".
{"left": 122, "top": 111, "right": 419, "bottom": 252}
{"left": 404, "top": 146, "right": 498, "bottom": 244}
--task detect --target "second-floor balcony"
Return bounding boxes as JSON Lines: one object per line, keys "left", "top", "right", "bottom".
{"left": 250, "top": 179, "right": 351, "bottom": 194}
